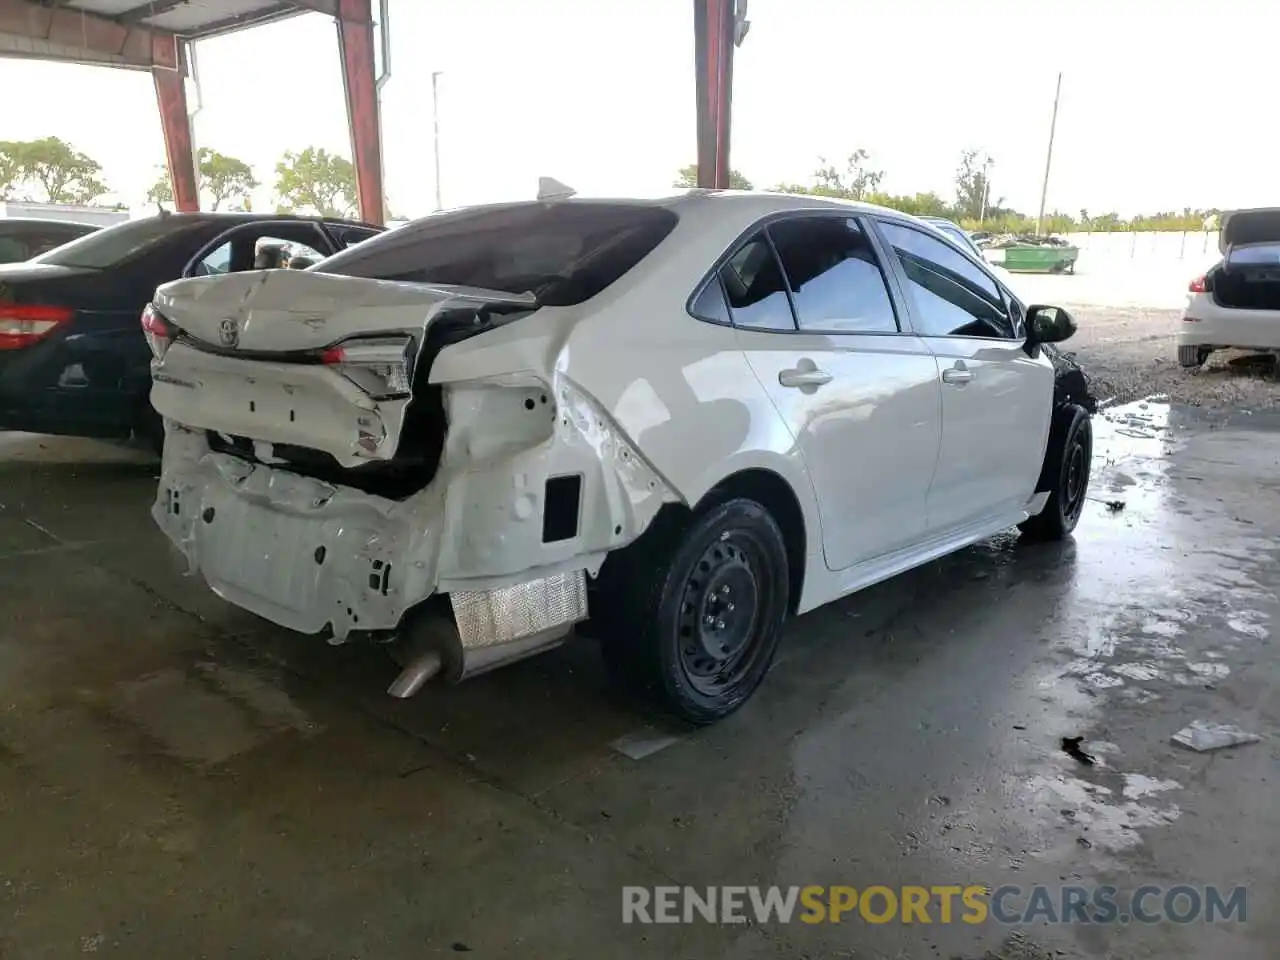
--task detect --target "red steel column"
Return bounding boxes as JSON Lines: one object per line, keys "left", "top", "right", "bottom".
{"left": 337, "top": 0, "right": 385, "bottom": 224}
{"left": 693, "top": 0, "right": 734, "bottom": 189}
{"left": 152, "top": 53, "right": 198, "bottom": 212}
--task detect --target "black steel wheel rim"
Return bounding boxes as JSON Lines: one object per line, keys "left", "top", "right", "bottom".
{"left": 1062, "top": 433, "right": 1088, "bottom": 520}
{"left": 676, "top": 532, "right": 766, "bottom": 697}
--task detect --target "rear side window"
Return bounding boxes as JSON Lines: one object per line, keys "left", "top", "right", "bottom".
{"left": 878, "top": 220, "right": 1013, "bottom": 338}
{"left": 768, "top": 217, "right": 898, "bottom": 333}
{"left": 33, "top": 216, "right": 206, "bottom": 269}
{"left": 0, "top": 225, "right": 94, "bottom": 263}
{"left": 312, "top": 202, "right": 677, "bottom": 307}
{"left": 691, "top": 278, "right": 731, "bottom": 324}
{"left": 718, "top": 235, "right": 795, "bottom": 331}
{"left": 1227, "top": 243, "right": 1280, "bottom": 266}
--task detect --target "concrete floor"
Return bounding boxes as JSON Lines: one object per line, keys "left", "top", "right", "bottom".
{"left": 1, "top": 402, "right": 1277, "bottom": 959}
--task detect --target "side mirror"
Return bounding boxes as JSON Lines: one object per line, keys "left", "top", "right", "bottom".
{"left": 1026, "top": 304, "right": 1077, "bottom": 345}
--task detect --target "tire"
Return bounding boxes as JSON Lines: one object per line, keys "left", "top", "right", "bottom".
{"left": 1019, "top": 404, "right": 1092, "bottom": 541}
{"left": 1178, "top": 345, "right": 1209, "bottom": 368}
{"left": 594, "top": 497, "right": 790, "bottom": 725}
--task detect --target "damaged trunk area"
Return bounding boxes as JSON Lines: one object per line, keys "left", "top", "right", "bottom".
{"left": 200, "top": 316, "right": 477, "bottom": 501}
{"left": 148, "top": 201, "right": 680, "bottom": 499}
{"left": 1212, "top": 244, "right": 1280, "bottom": 310}
{"left": 147, "top": 269, "right": 538, "bottom": 500}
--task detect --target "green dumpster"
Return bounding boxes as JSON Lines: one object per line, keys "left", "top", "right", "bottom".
{"left": 995, "top": 244, "right": 1079, "bottom": 274}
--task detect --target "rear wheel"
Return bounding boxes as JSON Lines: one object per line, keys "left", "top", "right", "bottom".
{"left": 1019, "top": 404, "right": 1092, "bottom": 541}
{"left": 1178, "top": 345, "right": 1210, "bottom": 368}
{"left": 595, "top": 498, "right": 789, "bottom": 725}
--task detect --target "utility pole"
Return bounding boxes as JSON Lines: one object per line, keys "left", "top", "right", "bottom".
{"left": 1035, "top": 71, "right": 1063, "bottom": 236}
{"left": 979, "top": 157, "right": 992, "bottom": 224}
{"left": 431, "top": 71, "right": 443, "bottom": 211}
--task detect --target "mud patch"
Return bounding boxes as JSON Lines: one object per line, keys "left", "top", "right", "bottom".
{"left": 113, "top": 660, "right": 319, "bottom": 766}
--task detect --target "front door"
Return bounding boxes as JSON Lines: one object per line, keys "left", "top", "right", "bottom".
{"left": 874, "top": 219, "right": 1053, "bottom": 533}
{"left": 706, "top": 216, "right": 942, "bottom": 571}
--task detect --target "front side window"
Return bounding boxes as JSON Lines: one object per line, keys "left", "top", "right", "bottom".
{"left": 768, "top": 217, "right": 898, "bottom": 334}
{"left": 333, "top": 225, "right": 382, "bottom": 248}
{"left": 878, "top": 220, "right": 1013, "bottom": 338}
{"left": 718, "top": 235, "right": 795, "bottom": 331}
{"left": 194, "top": 241, "right": 233, "bottom": 276}
{"left": 313, "top": 202, "right": 677, "bottom": 307}
{"left": 929, "top": 221, "right": 982, "bottom": 258}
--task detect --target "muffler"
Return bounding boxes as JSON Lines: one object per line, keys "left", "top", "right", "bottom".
{"left": 385, "top": 569, "right": 589, "bottom": 697}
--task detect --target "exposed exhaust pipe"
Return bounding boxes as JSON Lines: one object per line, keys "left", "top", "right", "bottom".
{"left": 387, "top": 649, "right": 443, "bottom": 699}
{"left": 384, "top": 571, "right": 588, "bottom": 698}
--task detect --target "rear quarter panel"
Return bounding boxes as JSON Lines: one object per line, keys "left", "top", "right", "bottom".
{"left": 562, "top": 221, "right": 823, "bottom": 546}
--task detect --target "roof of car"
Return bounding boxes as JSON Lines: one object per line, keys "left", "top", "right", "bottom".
{"left": 415, "top": 190, "right": 913, "bottom": 220}
{"left": 131, "top": 211, "right": 383, "bottom": 230}
{"left": 0, "top": 217, "right": 99, "bottom": 229}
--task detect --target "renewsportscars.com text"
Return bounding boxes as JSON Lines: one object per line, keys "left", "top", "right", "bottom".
{"left": 621, "top": 885, "right": 1247, "bottom": 926}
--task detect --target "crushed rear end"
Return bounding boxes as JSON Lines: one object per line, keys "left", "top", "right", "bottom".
{"left": 147, "top": 266, "right": 676, "bottom": 692}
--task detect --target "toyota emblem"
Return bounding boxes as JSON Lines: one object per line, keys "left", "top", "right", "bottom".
{"left": 218, "top": 318, "right": 240, "bottom": 349}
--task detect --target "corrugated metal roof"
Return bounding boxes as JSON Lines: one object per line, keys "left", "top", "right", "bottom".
{"left": 14, "top": 1, "right": 324, "bottom": 42}
{"left": 0, "top": 29, "right": 133, "bottom": 66}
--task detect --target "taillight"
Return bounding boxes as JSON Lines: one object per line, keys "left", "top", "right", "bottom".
{"left": 1189, "top": 275, "right": 1207, "bottom": 293}
{"left": 0, "top": 303, "right": 73, "bottom": 351}
{"left": 141, "top": 303, "right": 173, "bottom": 359}
{"left": 320, "top": 336, "right": 414, "bottom": 400}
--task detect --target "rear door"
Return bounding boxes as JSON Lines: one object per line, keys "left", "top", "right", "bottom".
{"left": 717, "top": 214, "right": 942, "bottom": 571}
{"left": 872, "top": 218, "right": 1052, "bottom": 534}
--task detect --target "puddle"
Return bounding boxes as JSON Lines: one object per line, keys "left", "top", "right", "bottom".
{"left": 1227, "top": 616, "right": 1270, "bottom": 639}
{"left": 1120, "top": 773, "right": 1181, "bottom": 800}
{"left": 1092, "top": 398, "right": 1173, "bottom": 461}
{"left": 1024, "top": 773, "right": 1182, "bottom": 851}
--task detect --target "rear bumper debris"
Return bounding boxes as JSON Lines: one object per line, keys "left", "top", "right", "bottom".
{"left": 153, "top": 375, "right": 676, "bottom": 646}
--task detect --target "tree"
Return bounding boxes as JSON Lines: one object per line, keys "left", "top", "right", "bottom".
{"left": 146, "top": 148, "right": 258, "bottom": 210}
{"left": 0, "top": 141, "right": 23, "bottom": 199}
{"left": 812, "top": 150, "right": 883, "bottom": 200}
{"left": 772, "top": 150, "right": 883, "bottom": 201}
{"left": 674, "top": 164, "right": 753, "bottom": 190}
{"left": 1, "top": 137, "right": 108, "bottom": 204}
{"left": 867, "top": 190, "right": 951, "bottom": 218}
{"left": 199, "top": 148, "right": 258, "bottom": 210}
{"left": 274, "top": 147, "right": 357, "bottom": 217}
{"left": 954, "top": 149, "right": 994, "bottom": 222}
{"left": 146, "top": 166, "right": 173, "bottom": 206}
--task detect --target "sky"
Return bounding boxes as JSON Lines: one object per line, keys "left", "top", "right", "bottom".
{"left": 1, "top": 0, "right": 1276, "bottom": 219}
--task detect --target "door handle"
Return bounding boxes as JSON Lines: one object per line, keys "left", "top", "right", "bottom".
{"left": 941, "top": 367, "right": 973, "bottom": 385}
{"left": 779, "top": 368, "right": 833, "bottom": 388}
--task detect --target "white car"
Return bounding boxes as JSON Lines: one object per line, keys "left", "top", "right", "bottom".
{"left": 144, "top": 192, "right": 1095, "bottom": 723}
{"left": 1179, "top": 207, "right": 1280, "bottom": 366}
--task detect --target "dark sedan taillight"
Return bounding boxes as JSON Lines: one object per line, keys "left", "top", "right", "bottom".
{"left": 141, "top": 303, "right": 174, "bottom": 359}
{"left": 0, "top": 303, "right": 73, "bottom": 351}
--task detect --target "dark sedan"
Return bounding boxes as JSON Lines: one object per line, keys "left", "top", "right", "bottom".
{"left": 0, "top": 218, "right": 100, "bottom": 264}
{"left": 0, "top": 211, "right": 382, "bottom": 447}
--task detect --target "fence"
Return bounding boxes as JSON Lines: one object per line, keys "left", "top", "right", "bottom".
{"left": 1059, "top": 230, "right": 1220, "bottom": 262}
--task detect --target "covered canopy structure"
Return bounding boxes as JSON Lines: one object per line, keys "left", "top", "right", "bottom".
{"left": 0, "top": 0, "right": 745, "bottom": 224}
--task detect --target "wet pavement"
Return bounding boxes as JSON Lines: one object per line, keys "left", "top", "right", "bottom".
{"left": 0, "top": 402, "right": 1277, "bottom": 959}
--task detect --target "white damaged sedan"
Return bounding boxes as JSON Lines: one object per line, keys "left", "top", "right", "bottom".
{"left": 146, "top": 192, "right": 1095, "bottom": 723}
